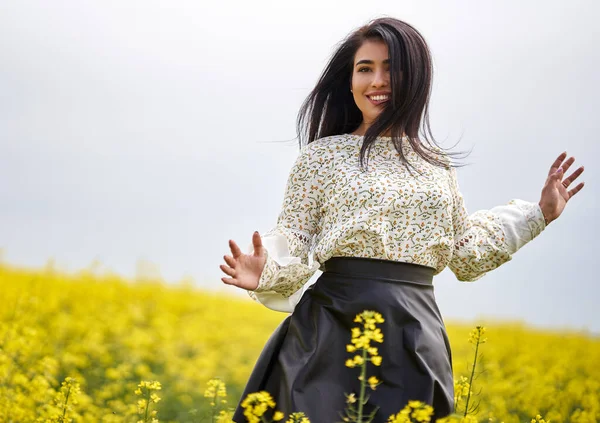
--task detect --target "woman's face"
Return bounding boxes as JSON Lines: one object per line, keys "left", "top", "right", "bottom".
{"left": 351, "top": 39, "right": 392, "bottom": 126}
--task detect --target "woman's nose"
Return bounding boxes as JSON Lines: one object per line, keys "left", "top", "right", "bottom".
{"left": 371, "top": 70, "right": 389, "bottom": 87}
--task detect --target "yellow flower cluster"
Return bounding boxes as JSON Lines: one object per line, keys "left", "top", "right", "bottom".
{"left": 0, "top": 262, "right": 598, "bottom": 422}
{"left": 448, "top": 322, "right": 600, "bottom": 423}
{"left": 345, "top": 310, "right": 385, "bottom": 368}
{"left": 0, "top": 262, "right": 284, "bottom": 421}
{"left": 453, "top": 376, "right": 471, "bottom": 403}
{"left": 238, "top": 391, "right": 311, "bottom": 423}
{"left": 216, "top": 410, "right": 235, "bottom": 423}
{"left": 285, "top": 412, "right": 311, "bottom": 423}
{"left": 387, "top": 400, "right": 434, "bottom": 423}
{"left": 44, "top": 377, "right": 82, "bottom": 423}
{"left": 468, "top": 326, "right": 487, "bottom": 345}
{"left": 240, "top": 391, "right": 283, "bottom": 423}
{"left": 436, "top": 415, "right": 478, "bottom": 423}
{"left": 135, "top": 380, "right": 162, "bottom": 423}
{"left": 135, "top": 380, "right": 162, "bottom": 395}
{"left": 204, "top": 378, "right": 228, "bottom": 406}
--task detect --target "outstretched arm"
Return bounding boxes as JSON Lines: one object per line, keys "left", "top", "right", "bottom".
{"left": 448, "top": 151, "right": 584, "bottom": 282}
{"left": 219, "top": 143, "right": 325, "bottom": 312}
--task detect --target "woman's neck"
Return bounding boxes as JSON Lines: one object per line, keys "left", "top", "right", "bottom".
{"left": 351, "top": 124, "right": 393, "bottom": 137}
{"left": 352, "top": 126, "right": 392, "bottom": 137}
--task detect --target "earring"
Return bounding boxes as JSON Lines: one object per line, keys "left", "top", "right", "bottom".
{"left": 350, "top": 89, "right": 353, "bottom": 93}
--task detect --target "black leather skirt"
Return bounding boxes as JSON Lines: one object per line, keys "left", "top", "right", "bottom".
{"left": 232, "top": 257, "right": 454, "bottom": 423}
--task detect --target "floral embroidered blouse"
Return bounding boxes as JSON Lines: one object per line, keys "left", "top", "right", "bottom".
{"left": 247, "top": 134, "right": 546, "bottom": 312}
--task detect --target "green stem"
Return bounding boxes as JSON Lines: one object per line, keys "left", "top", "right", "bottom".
{"left": 453, "top": 390, "right": 459, "bottom": 415}
{"left": 464, "top": 335, "right": 480, "bottom": 417}
{"left": 357, "top": 348, "right": 368, "bottom": 423}
{"left": 144, "top": 389, "right": 150, "bottom": 422}
{"left": 212, "top": 391, "right": 218, "bottom": 423}
{"left": 60, "top": 385, "right": 72, "bottom": 423}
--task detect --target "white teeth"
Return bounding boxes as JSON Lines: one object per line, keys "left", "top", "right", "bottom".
{"left": 369, "top": 95, "right": 389, "bottom": 101}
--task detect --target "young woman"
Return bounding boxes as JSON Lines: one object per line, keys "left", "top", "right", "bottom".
{"left": 219, "top": 17, "right": 584, "bottom": 422}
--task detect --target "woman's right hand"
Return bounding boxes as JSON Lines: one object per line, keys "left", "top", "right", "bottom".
{"left": 220, "top": 231, "right": 266, "bottom": 291}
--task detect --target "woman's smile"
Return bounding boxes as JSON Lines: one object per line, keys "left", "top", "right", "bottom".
{"left": 365, "top": 91, "right": 391, "bottom": 106}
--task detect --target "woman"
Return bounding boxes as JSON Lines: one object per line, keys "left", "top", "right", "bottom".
{"left": 219, "top": 17, "right": 584, "bottom": 422}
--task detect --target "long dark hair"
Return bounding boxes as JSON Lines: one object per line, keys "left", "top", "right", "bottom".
{"left": 296, "top": 17, "right": 468, "bottom": 171}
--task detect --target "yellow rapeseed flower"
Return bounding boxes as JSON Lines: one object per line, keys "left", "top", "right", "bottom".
{"left": 531, "top": 414, "right": 548, "bottom": 423}
{"left": 371, "top": 328, "right": 384, "bottom": 343}
{"left": 368, "top": 376, "right": 380, "bottom": 390}
{"left": 140, "top": 381, "right": 162, "bottom": 390}
{"left": 371, "top": 356, "right": 382, "bottom": 366}
{"left": 204, "top": 378, "right": 228, "bottom": 400}
{"left": 454, "top": 376, "right": 471, "bottom": 402}
{"left": 240, "top": 391, "right": 277, "bottom": 423}
{"left": 285, "top": 412, "right": 311, "bottom": 423}
{"left": 352, "top": 355, "right": 364, "bottom": 366}
{"left": 468, "top": 326, "right": 487, "bottom": 345}
{"left": 137, "top": 398, "right": 147, "bottom": 412}
{"left": 216, "top": 410, "right": 235, "bottom": 423}
{"left": 352, "top": 335, "right": 371, "bottom": 349}
{"left": 273, "top": 411, "right": 285, "bottom": 421}
{"left": 387, "top": 407, "right": 411, "bottom": 423}
{"left": 5, "top": 264, "right": 599, "bottom": 423}
{"left": 411, "top": 405, "right": 433, "bottom": 422}
{"left": 388, "top": 401, "right": 433, "bottom": 423}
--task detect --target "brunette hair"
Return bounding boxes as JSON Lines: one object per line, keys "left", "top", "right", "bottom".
{"left": 296, "top": 17, "right": 467, "bottom": 171}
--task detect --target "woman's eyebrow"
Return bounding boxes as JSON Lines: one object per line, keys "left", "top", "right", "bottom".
{"left": 355, "top": 59, "right": 390, "bottom": 66}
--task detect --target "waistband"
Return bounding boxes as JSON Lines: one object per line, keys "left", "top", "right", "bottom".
{"left": 322, "top": 256, "right": 435, "bottom": 285}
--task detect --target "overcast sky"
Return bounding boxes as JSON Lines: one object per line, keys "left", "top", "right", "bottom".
{"left": 1, "top": 0, "right": 598, "bottom": 334}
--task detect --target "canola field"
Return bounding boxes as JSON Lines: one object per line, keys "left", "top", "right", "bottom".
{"left": 0, "top": 262, "right": 598, "bottom": 423}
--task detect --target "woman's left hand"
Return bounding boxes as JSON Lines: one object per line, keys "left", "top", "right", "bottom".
{"left": 539, "top": 152, "right": 585, "bottom": 225}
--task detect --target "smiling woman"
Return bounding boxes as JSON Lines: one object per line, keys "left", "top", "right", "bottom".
{"left": 295, "top": 17, "right": 455, "bottom": 171}
{"left": 219, "top": 16, "right": 585, "bottom": 423}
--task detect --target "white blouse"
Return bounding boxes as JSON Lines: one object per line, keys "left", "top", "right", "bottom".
{"left": 247, "top": 134, "right": 546, "bottom": 312}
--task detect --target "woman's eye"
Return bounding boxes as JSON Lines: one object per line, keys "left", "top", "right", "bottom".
{"left": 357, "top": 67, "right": 370, "bottom": 72}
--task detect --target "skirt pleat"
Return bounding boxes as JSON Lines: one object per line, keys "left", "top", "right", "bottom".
{"left": 233, "top": 257, "right": 454, "bottom": 423}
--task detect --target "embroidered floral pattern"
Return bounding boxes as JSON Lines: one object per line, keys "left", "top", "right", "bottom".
{"left": 509, "top": 199, "right": 546, "bottom": 239}
{"left": 251, "top": 134, "right": 545, "bottom": 299}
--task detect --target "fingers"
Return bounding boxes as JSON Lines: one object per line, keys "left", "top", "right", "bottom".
{"left": 221, "top": 254, "right": 239, "bottom": 287}
{"left": 223, "top": 254, "right": 236, "bottom": 267}
{"left": 229, "top": 239, "right": 242, "bottom": 258}
{"left": 252, "top": 231, "right": 264, "bottom": 256}
{"left": 548, "top": 152, "right": 567, "bottom": 176}
{"left": 219, "top": 263, "right": 235, "bottom": 277}
{"left": 221, "top": 276, "right": 239, "bottom": 287}
{"left": 559, "top": 156, "right": 576, "bottom": 175}
{"left": 568, "top": 181, "right": 585, "bottom": 199}
{"left": 561, "top": 165, "right": 584, "bottom": 188}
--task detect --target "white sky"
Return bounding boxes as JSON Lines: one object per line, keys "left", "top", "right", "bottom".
{"left": 1, "top": 0, "right": 598, "bottom": 333}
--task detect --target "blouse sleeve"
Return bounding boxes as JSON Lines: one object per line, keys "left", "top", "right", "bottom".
{"left": 447, "top": 166, "right": 546, "bottom": 282}
{"left": 247, "top": 144, "right": 323, "bottom": 312}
